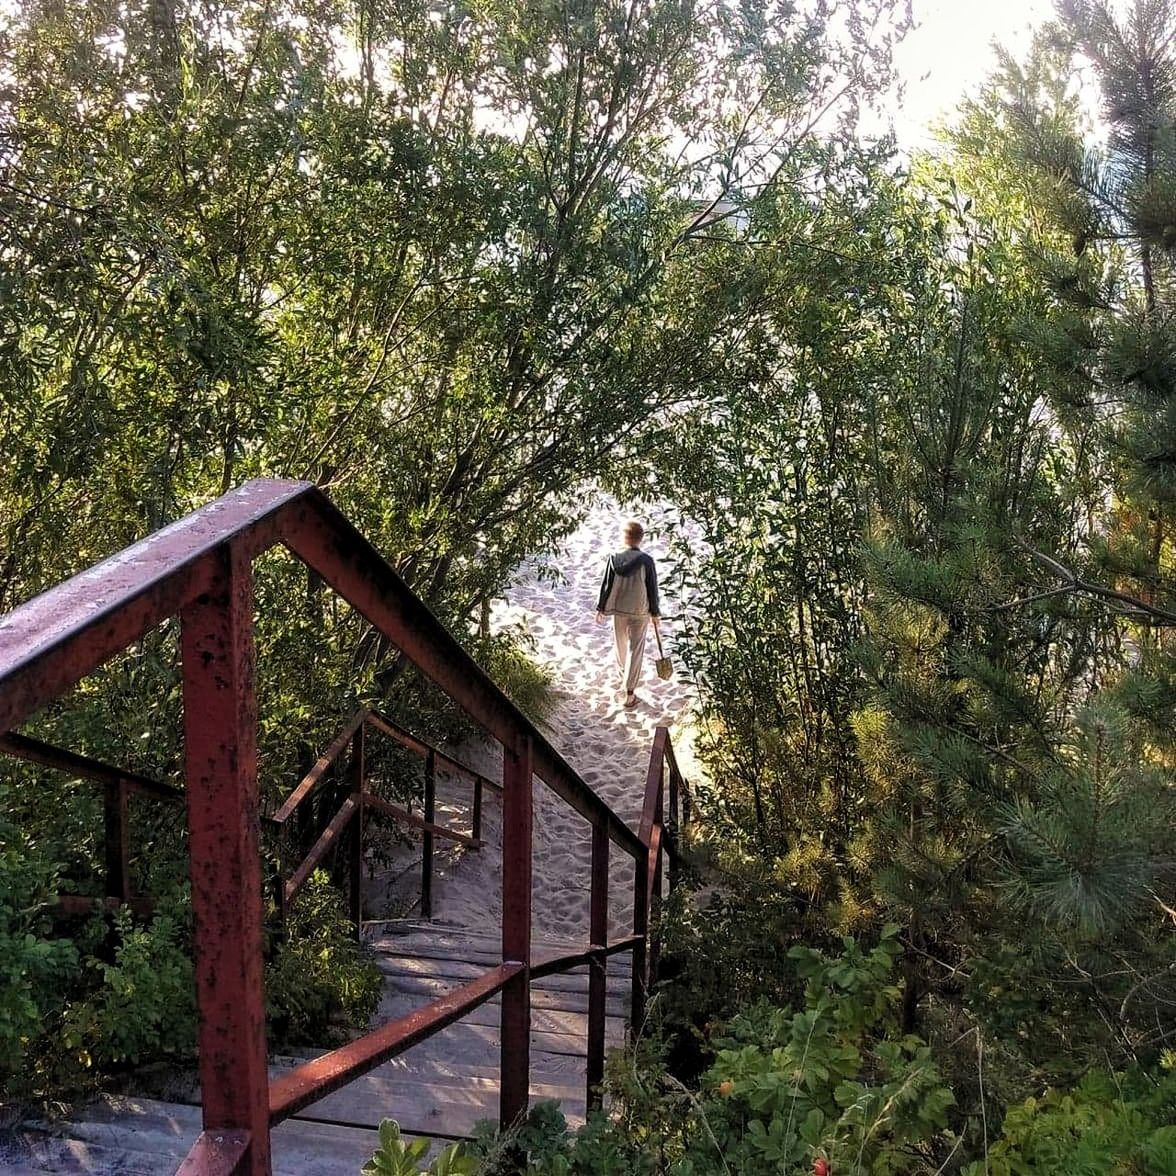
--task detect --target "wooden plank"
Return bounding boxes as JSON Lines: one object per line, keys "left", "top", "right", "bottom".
{"left": 362, "top": 1007, "right": 621, "bottom": 1060}
{"left": 367, "top": 934, "right": 635, "bottom": 976}
{"left": 373, "top": 988, "right": 604, "bottom": 1034}
{"left": 271, "top": 1068, "right": 585, "bottom": 1138}
{"left": 368, "top": 923, "right": 593, "bottom": 951}
{"left": 372, "top": 948, "right": 612, "bottom": 984}
{"left": 373, "top": 949, "right": 632, "bottom": 988}
{"left": 274, "top": 1115, "right": 441, "bottom": 1172}
{"left": 269, "top": 1061, "right": 583, "bottom": 1101}
{"left": 374, "top": 993, "right": 627, "bottom": 1046}
{"left": 375, "top": 924, "right": 641, "bottom": 955}
{"left": 270, "top": 1047, "right": 588, "bottom": 1084}
{"left": 9, "top": 1095, "right": 442, "bottom": 1175}
{"left": 375, "top": 970, "right": 628, "bottom": 1019}
{"left": 0, "top": 1133, "right": 177, "bottom": 1174}
{"left": 271, "top": 964, "right": 520, "bottom": 1122}
{"left": 176, "top": 1129, "right": 250, "bottom": 1175}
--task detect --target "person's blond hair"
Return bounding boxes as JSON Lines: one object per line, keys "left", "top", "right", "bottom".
{"left": 623, "top": 520, "right": 644, "bottom": 545}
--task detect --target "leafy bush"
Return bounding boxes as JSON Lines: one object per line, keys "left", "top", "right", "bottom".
{"left": 3, "top": 870, "right": 195, "bottom": 1099}
{"left": 688, "top": 929, "right": 955, "bottom": 1175}
{"left": 265, "top": 871, "right": 382, "bottom": 1046}
{"left": 476, "top": 632, "right": 558, "bottom": 729}
{"left": 472, "top": 1100, "right": 654, "bottom": 1175}
{"left": 968, "top": 1066, "right": 1176, "bottom": 1176}
{"left": 363, "top": 1119, "right": 477, "bottom": 1175}
{"left": 653, "top": 886, "right": 812, "bottom": 1082}
{"left": 469, "top": 931, "right": 957, "bottom": 1174}
{"left": 61, "top": 902, "right": 197, "bottom": 1071}
{"left": 0, "top": 809, "right": 78, "bottom": 1098}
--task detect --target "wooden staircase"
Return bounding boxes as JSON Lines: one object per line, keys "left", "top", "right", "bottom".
{"left": 0, "top": 924, "right": 632, "bottom": 1174}
{"left": 0, "top": 480, "right": 687, "bottom": 1175}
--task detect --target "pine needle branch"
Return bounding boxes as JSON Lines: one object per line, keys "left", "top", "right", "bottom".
{"left": 1012, "top": 538, "right": 1176, "bottom": 625}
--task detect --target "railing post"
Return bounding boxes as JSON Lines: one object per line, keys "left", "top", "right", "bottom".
{"left": 500, "top": 735, "right": 533, "bottom": 1130}
{"left": 587, "top": 821, "right": 609, "bottom": 1110}
{"left": 668, "top": 759, "right": 680, "bottom": 895}
{"left": 421, "top": 749, "right": 435, "bottom": 920}
{"left": 473, "top": 776, "right": 484, "bottom": 843}
{"left": 650, "top": 841, "right": 664, "bottom": 986}
{"left": 350, "top": 723, "right": 366, "bottom": 941}
{"left": 104, "top": 778, "right": 131, "bottom": 903}
{"left": 180, "top": 540, "right": 270, "bottom": 1176}
{"left": 650, "top": 768, "right": 665, "bottom": 984}
{"left": 631, "top": 848, "right": 648, "bottom": 1038}
{"left": 274, "top": 827, "right": 287, "bottom": 929}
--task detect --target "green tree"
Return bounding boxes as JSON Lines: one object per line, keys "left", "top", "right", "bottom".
{"left": 0, "top": 0, "right": 914, "bottom": 1099}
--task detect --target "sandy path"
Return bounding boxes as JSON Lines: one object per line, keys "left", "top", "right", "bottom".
{"left": 429, "top": 493, "right": 700, "bottom": 943}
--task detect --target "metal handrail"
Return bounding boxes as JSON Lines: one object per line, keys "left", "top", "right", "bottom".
{"left": 365, "top": 711, "right": 501, "bottom": 794}
{"left": 267, "top": 709, "right": 368, "bottom": 827}
{"left": 359, "top": 791, "right": 482, "bottom": 847}
{"left": 0, "top": 481, "right": 642, "bottom": 856}
{"left": 0, "top": 732, "right": 184, "bottom": 802}
{"left": 530, "top": 935, "right": 644, "bottom": 981}
{"left": 282, "top": 796, "right": 359, "bottom": 906}
{"left": 0, "top": 730, "right": 185, "bottom": 913}
{"left": 267, "top": 963, "right": 522, "bottom": 1123}
{"left": 0, "top": 480, "right": 690, "bottom": 1174}
{"left": 267, "top": 706, "right": 494, "bottom": 922}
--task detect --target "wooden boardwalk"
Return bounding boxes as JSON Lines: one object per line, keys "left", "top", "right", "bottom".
{"left": 0, "top": 923, "right": 630, "bottom": 1174}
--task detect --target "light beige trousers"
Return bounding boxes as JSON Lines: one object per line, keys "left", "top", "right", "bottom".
{"left": 613, "top": 614, "right": 650, "bottom": 694}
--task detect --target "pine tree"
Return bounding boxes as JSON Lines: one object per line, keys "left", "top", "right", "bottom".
{"left": 853, "top": 36, "right": 1176, "bottom": 1064}
{"left": 1002, "top": 1, "right": 1176, "bottom": 604}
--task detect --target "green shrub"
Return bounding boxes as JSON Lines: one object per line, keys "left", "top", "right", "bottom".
{"left": 472, "top": 1100, "right": 654, "bottom": 1175}
{"left": 686, "top": 929, "right": 955, "bottom": 1175}
{"left": 476, "top": 632, "right": 558, "bottom": 729}
{"left": 363, "top": 1119, "right": 477, "bottom": 1175}
{"left": 967, "top": 1066, "right": 1176, "bottom": 1175}
{"left": 469, "top": 931, "right": 957, "bottom": 1175}
{"left": 0, "top": 808, "right": 79, "bottom": 1097}
{"left": 266, "top": 871, "right": 382, "bottom": 1045}
{"left": 61, "top": 901, "right": 197, "bottom": 1071}
{"left": 3, "top": 869, "right": 195, "bottom": 1099}
{"left": 653, "top": 886, "right": 814, "bottom": 1083}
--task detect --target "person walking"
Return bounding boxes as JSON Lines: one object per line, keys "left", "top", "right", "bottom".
{"left": 595, "top": 519, "right": 661, "bottom": 708}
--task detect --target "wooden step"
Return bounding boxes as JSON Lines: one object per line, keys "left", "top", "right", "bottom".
{"left": 369, "top": 1016, "right": 627, "bottom": 1064}
{"left": 374, "top": 991, "right": 627, "bottom": 1046}
{"left": 372, "top": 947, "right": 633, "bottom": 992}
{"left": 269, "top": 1062, "right": 586, "bottom": 1138}
{"left": 0, "top": 922, "right": 638, "bottom": 1170}
{"left": 375, "top": 967, "right": 630, "bottom": 1018}
{"left": 273, "top": 1046, "right": 587, "bottom": 1085}
{"left": 0, "top": 1134, "right": 175, "bottom": 1175}
{"left": 0, "top": 1096, "right": 433, "bottom": 1175}
{"left": 366, "top": 933, "right": 636, "bottom": 980}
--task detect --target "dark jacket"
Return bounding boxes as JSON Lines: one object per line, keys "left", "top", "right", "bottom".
{"left": 596, "top": 548, "right": 660, "bottom": 616}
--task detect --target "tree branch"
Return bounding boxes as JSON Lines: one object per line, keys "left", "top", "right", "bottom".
{"left": 1011, "top": 539, "right": 1176, "bottom": 626}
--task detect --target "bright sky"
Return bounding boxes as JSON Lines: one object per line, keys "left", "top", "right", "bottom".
{"left": 889, "top": 0, "right": 1059, "bottom": 149}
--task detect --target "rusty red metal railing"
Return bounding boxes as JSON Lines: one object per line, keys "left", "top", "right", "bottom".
{"left": 0, "top": 730, "right": 184, "bottom": 917}
{"left": 265, "top": 706, "right": 498, "bottom": 929}
{"left": 0, "top": 480, "right": 689, "bottom": 1174}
